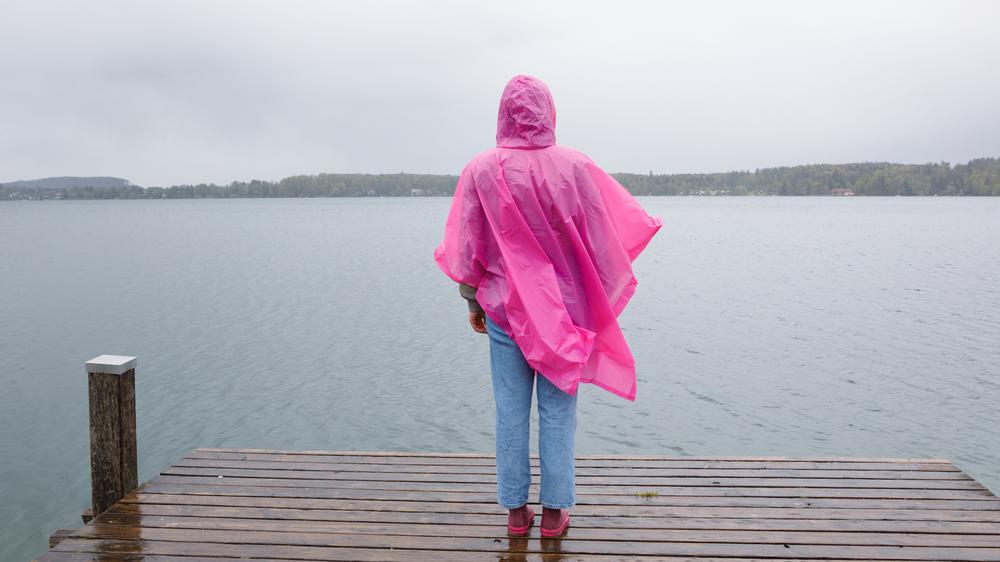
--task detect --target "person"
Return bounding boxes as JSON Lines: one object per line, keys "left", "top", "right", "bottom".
{"left": 434, "top": 75, "right": 661, "bottom": 537}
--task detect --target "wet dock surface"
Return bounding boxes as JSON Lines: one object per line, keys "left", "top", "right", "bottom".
{"left": 36, "top": 448, "right": 1000, "bottom": 561}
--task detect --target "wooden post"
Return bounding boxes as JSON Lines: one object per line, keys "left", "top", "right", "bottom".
{"left": 85, "top": 354, "right": 138, "bottom": 518}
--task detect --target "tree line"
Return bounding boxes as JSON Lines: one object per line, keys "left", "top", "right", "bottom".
{"left": 3, "top": 158, "right": 998, "bottom": 200}
{"left": 615, "top": 158, "right": 1000, "bottom": 196}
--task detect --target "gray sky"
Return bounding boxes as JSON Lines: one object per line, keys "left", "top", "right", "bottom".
{"left": 2, "top": 0, "right": 998, "bottom": 186}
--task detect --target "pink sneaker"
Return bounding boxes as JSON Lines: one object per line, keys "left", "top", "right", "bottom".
{"left": 540, "top": 509, "right": 570, "bottom": 537}
{"left": 507, "top": 506, "right": 535, "bottom": 536}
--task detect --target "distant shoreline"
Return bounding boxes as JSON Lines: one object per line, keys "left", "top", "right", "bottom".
{"left": 7, "top": 194, "right": 1000, "bottom": 201}
{"left": 4, "top": 157, "right": 998, "bottom": 199}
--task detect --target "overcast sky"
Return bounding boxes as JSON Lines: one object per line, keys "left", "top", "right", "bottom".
{"left": 2, "top": 1, "right": 998, "bottom": 186}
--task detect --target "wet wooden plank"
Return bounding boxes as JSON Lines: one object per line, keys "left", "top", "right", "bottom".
{"left": 46, "top": 529, "right": 1000, "bottom": 560}
{"left": 150, "top": 474, "right": 997, "bottom": 499}
{"left": 103, "top": 502, "right": 1000, "bottom": 533}
{"left": 84, "top": 513, "right": 1000, "bottom": 547}
{"left": 162, "top": 466, "right": 983, "bottom": 489}
{"left": 193, "top": 448, "right": 955, "bottom": 463}
{"left": 35, "top": 449, "right": 1000, "bottom": 562}
{"left": 137, "top": 481, "right": 1000, "bottom": 509}
{"left": 123, "top": 491, "right": 1000, "bottom": 521}
{"left": 34, "top": 543, "right": 896, "bottom": 562}
{"left": 41, "top": 540, "right": 611, "bottom": 561}
{"left": 183, "top": 450, "right": 963, "bottom": 471}
{"left": 171, "top": 458, "right": 971, "bottom": 479}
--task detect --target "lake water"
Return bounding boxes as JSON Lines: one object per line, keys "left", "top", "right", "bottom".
{"left": 2, "top": 196, "right": 999, "bottom": 560}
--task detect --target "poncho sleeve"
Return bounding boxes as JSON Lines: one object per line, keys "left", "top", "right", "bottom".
{"left": 584, "top": 159, "right": 662, "bottom": 262}
{"left": 433, "top": 166, "right": 488, "bottom": 288}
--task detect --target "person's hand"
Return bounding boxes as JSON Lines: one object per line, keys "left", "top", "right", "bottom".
{"left": 469, "top": 311, "right": 487, "bottom": 334}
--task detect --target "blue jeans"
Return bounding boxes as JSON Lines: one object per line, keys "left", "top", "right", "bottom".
{"left": 486, "top": 316, "right": 578, "bottom": 509}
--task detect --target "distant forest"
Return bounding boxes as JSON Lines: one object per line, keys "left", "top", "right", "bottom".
{"left": 3, "top": 157, "right": 999, "bottom": 200}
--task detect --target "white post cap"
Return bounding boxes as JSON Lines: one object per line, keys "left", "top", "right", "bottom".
{"left": 85, "top": 355, "right": 137, "bottom": 375}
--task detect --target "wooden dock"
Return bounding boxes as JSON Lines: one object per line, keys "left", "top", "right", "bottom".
{"left": 37, "top": 448, "right": 1000, "bottom": 561}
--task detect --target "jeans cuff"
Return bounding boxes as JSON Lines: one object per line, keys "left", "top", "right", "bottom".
{"left": 499, "top": 498, "right": 529, "bottom": 509}
{"left": 540, "top": 499, "right": 575, "bottom": 509}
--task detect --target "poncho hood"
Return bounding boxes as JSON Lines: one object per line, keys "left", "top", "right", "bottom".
{"left": 496, "top": 75, "right": 556, "bottom": 149}
{"left": 436, "top": 75, "right": 662, "bottom": 401}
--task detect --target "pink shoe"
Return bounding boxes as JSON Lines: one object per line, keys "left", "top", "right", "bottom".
{"left": 540, "top": 509, "right": 570, "bottom": 537}
{"left": 507, "top": 506, "right": 535, "bottom": 536}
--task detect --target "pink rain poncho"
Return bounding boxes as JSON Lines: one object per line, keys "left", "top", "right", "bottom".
{"left": 434, "top": 75, "right": 662, "bottom": 401}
